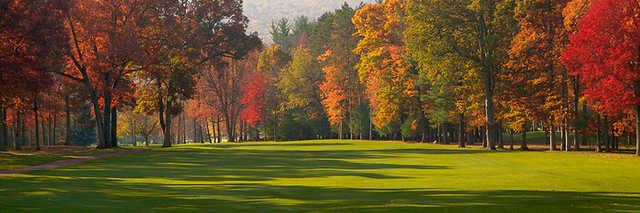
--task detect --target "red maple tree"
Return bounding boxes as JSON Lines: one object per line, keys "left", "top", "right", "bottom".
{"left": 562, "top": 0, "right": 640, "bottom": 155}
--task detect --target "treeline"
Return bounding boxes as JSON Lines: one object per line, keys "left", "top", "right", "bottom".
{"left": 0, "top": 0, "right": 260, "bottom": 149}
{"left": 248, "top": 0, "right": 640, "bottom": 156}
{"left": 1, "top": 0, "right": 639, "bottom": 156}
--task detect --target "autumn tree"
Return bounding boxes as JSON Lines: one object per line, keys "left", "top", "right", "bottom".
{"left": 277, "top": 47, "right": 330, "bottom": 140}
{"left": 134, "top": 0, "right": 260, "bottom": 147}
{"left": 562, "top": 0, "right": 640, "bottom": 155}
{"left": 56, "top": 0, "right": 157, "bottom": 148}
{"left": 353, "top": 0, "right": 417, "bottom": 139}
{"left": 403, "top": 0, "right": 515, "bottom": 149}
{"left": 257, "top": 45, "right": 290, "bottom": 141}
{"left": 240, "top": 66, "right": 267, "bottom": 138}
{"left": 0, "top": 0, "right": 68, "bottom": 150}
{"left": 318, "top": 3, "right": 362, "bottom": 140}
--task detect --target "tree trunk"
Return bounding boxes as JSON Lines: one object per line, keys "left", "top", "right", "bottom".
{"left": 521, "top": 130, "right": 528, "bottom": 151}
{"left": 339, "top": 121, "right": 343, "bottom": 140}
{"left": 562, "top": 66, "right": 570, "bottom": 152}
{"left": 52, "top": 115, "right": 56, "bottom": 146}
{"left": 458, "top": 113, "right": 465, "bottom": 148}
{"left": 47, "top": 115, "right": 52, "bottom": 146}
{"left": 225, "top": 112, "right": 235, "bottom": 143}
{"left": 131, "top": 114, "right": 136, "bottom": 146}
{"left": 34, "top": 96, "right": 40, "bottom": 151}
{"left": 581, "top": 103, "right": 588, "bottom": 146}
{"left": 182, "top": 112, "right": 186, "bottom": 144}
{"left": 573, "top": 76, "right": 580, "bottom": 150}
{"left": 596, "top": 114, "right": 601, "bottom": 152}
{"left": 509, "top": 130, "right": 514, "bottom": 151}
{"left": 65, "top": 95, "right": 71, "bottom": 145}
{"left": 636, "top": 105, "right": 640, "bottom": 156}
{"left": 89, "top": 91, "right": 105, "bottom": 148}
{"left": 0, "top": 106, "right": 6, "bottom": 151}
{"left": 216, "top": 115, "right": 222, "bottom": 143}
{"left": 482, "top": 126, "right": 487, "bottom": 148}
{"left": 549, "top": 119, "right": 556, "bottom": 151}
{"left": 15, "top": 110, "right": 22, "bottom": 150}
{"left": 604, "top": 115, "right": 610, "bottom": 152}
{"left": 102, "top": 80, "right": 112, "bottom": 148}
{"left": 193, "top": 118, "right": 198, "bottom": 143}
{"left": 42, "top": 116, "right": 47, "bottom": 147}
{"left": 212, "top": 116, "right": 217, "bottom": 143}
{"left": 369, "top": 109, "right": 372, "bottom": 140}
{"left": 161, "top": 96, "right": 173, "bottom": 147}
{"left": 497, "top": 123, "right": 504, "bottom": 149}
{"left": 206, "top": 118, "right": 212, "bottom": 143}
{"left": 110, "top": 107, "right": 118, "bottom": 147}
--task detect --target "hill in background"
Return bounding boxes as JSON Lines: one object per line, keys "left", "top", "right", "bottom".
{"left": 243, "top": 0, "right": 375, "bottom": 43}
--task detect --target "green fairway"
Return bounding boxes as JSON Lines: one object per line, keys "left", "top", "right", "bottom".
{"left": 1, "top": 140, "right": 639, "bottom": 212}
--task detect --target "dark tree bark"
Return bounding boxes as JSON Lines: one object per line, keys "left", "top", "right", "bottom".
{"left": 160, "top": 95, "right": 173, "bottom": 147}
{"left": 52, "top": 115, "right": 56, "bottom": 146}
{"left": 604, "top": 115, "right": 610, "bottom": 152}
{"left": 216, "top": 115, "right": 221, "bottom": 143}
{"left": 181, "top": 113, "right": 186, "bottom": 144}
{"left": 65, "top": 95, "right": 71, "bottom": 145}
{"left": 562, "top": 66, "right": 570, "bottom": 152}
{"left": 33, "top": 95, "right": 40, "bottom": 150}
{"left": 549, "top": 118, "right": 556, "bottom": 151}
{"left": 636, "top": 105, "right": 640, "bottom": 156}
{"left": 205, "top": 118, "right": 212, "bottom": 143}
{"left": 110, "top": 107, "right": 118, "bottom": 147}
{"left": 458, "top": 113, "right": 465, "bottom": 148}
{"left": 521, "top": 130, "right": 528, "bottom": 151}
{"left": 573, "top": 76, "right": 580, "bottom": 150}
{"left": 42, "top": 115, "right": 47, "bottom": 147}
{"left": 15, "top": 110, "right": 22, "bottom": 150}
{"left": 193, "top": 118, "right": 198, "bottom": 143}
{"left": 482, "top": 126, "right": 487, "bottom": 148}
{"left": 0, "top": 106, "right": 6, "bottom": 151}
{"left": 131, "top": 114, "right": 136, "bottom": 146}
{"left": 101, "top": 73, "right": 112, "bottom": 148}
{"left": 497, "top": 123, "right": 504, "bottom": 149}
{"left": 596, "top": 114, "right": 601, "bottom": 152}
{"left": 509, "top": 130, "right": 514, "bottom": 151}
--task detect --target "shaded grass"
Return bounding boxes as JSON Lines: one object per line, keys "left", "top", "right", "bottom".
{"left": 0, "top": 147, "right": 137, "bottom": 170}
{"left": 1, "top": 140, "right": 639, "bottom": 212}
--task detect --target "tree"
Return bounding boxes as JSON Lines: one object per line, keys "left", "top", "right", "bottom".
{"left": 58, "top": 0, "right": 155, "bottom": 148}
{"left": 318, "top": 3, "right": 363, "bottom": 140}
{"left": 118, "top": 108, "right": 157, "bottom": 146}
{"left": 257, "top": 45, "right": 290, "bottom": 141}
{"left": 277, "top": 47, "right": 329, "bottom": 140}
{"left": 240, "top": 67, "right": 267, "bottom": 129}
{"left": 507, "top": 0, "right": 568, "bottom": 151}
{"left": 0, "top": 0, "right": 68, "bottom": 150}
{"left": 136, "top": 0, "right": 260, "bottom": 147}
{"left": 270, "top": 18, "right": 292, "bottom": 50}
{"left": 353, "top": 0, "right": 417, "bottom": 138}
{"left": 562, "top": 0, "right": 640, "bottom": 155}
{"left": 403, "top": 0, "right": 515, "bottom": 150}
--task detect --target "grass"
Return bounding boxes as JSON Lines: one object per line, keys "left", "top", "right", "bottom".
{"left": 1, "top": 140, "right": 639, "bottom": 212}
{"left": 0, "top": 147, "right": 122, "bottom": 170}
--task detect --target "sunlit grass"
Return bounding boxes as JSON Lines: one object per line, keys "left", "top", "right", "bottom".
{"left": 1, "top": 140, "right": 639, "bottom": 212}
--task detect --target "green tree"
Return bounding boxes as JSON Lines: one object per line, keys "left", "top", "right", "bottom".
{"left": 405, "top": 0, "right": 516, "bottom": 150}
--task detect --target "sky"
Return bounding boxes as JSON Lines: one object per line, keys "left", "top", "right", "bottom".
{"left": 243, "top": 0, "right": 376, "bottom": 42}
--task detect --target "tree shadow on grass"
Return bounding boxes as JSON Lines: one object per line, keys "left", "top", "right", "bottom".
{"left": 45, "top": 148, "right": 451, "bottom": 181}
{"left": 2, "top": 178, "right": 639, "bottom": 212}
{"left": 2, "top": 145, "right": 638, "bottom": 212}
{"left": 212, "top": 142, "right": 352, "bottom": 148}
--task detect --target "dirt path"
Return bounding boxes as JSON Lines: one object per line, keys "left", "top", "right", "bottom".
{"left": 0, "top": 150, "right": 141, "bottom": 176}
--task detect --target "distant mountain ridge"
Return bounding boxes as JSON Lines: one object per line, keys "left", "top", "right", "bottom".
{"left": 243, "top": 0, "right": 375, "bottom": 43}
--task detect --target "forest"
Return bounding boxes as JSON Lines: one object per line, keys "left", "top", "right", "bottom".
{"left": 1, "top": 0, "right": 639, "bottom": 155}
{"left": 3, "top": 0, "right": 640, "bottom": 212}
